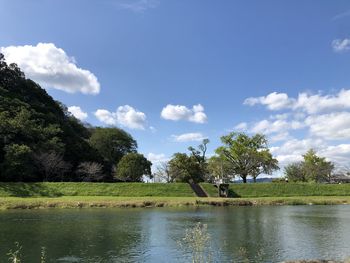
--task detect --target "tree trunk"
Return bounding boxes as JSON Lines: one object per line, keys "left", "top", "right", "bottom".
{"left": 253, "top": 176, "right": 256, "bottom": 183}
{"left": 242, "top": 175, "right": 247, "bottom": 183}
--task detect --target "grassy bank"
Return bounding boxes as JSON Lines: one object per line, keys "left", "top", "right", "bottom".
{"left": 0, "top": 196, "right": 349, "bottom": 209}
{"left": 0, "top": 182, "right": 195, "bottom": 197}
{"left": 200, "top": 183, "right": 350, "bottom": 198}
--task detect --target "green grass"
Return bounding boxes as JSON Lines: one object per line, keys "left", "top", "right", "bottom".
{"left": 0, "top": 196, "right": 349, "bottom": 210}
{"left": 200, "top": 182, "right": 350, "bottom": 197}
{"left": 0, "top": 182, "right": 195, "bottom": 197}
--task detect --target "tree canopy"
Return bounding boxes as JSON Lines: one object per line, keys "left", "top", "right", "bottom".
{"left": 215, "top": 132, "right": 279, "bottom": 183}
{"left": 116, "top": 153, "right": 152, "bottom": 182}
{"left": 284, "top": 149, "right": 334, "bottom": 183}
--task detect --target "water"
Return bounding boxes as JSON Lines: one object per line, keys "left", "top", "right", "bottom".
{"left": 0, "top": 205, "right": 349, "bottom": 262}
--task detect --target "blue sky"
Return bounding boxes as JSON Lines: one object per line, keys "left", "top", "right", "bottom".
{"left": 2, "top": 0, "right": 350, "bottom": 173}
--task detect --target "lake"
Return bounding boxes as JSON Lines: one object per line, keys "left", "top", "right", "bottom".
{"left": 0, "top": 205, "right": 349, "bottom": 262}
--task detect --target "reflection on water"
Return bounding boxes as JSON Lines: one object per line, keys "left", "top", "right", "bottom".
{"left": 0, "top": 205, "right": 349, "bottom": 262}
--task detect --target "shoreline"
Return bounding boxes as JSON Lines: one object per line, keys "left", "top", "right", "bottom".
{"left": 0, "top": 196, "right": 349, "bottom": 210}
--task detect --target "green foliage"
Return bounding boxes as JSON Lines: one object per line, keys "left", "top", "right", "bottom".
{"left": 1, "top": 144, "right": 35, "bottom": 182}
{"left": 89, "top": 127, "right": 137, "bottom": 167}
{"left": 302, "top": 149, "right": 334, "bottom": 182}
{"left": 215, "top": 132, "right": 279, "bottom": 183}
{"left": 168, "top": 140, "right": 210, "bottom": 183}
{"left": 0, "top": 53, "right": 103, "bottom": 181}
{"left": 116, "top": 153, "right": 152, "bottom": 182}
{"left": 207, "top": 155, "right": 234, "bottom": 183}
{"left": 168, "top": 153, "right": 203, "bottom": 183}
{"left": 284, "top": 162, "right": 306, "bottom": 182}
{"left": 284, "top": 149, "right": 334, "bottom": 183}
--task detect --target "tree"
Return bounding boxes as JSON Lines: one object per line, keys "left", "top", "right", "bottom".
{"left": 33, "top": 152, "right": 71, "bottom": 181}
{"left": 284, "top": 162, "right": 306, "bottom": 182}
{"left": 207, "top": 156, "right": 234, "bottom": 183}
{"left": 76, "top": 162, "right": 104, "bottom": 182}
{"left": 302, "top": 149, "right": 334, "bottom": 183}
{"left": 1, "top": 144, "right": 35, "bottom": 182}
{"left": 215, "top": 132, "right": 279, "bottom": 183}
{"left": 89, "top": 127, "right": 137, "bottom": 168}
{"left": 188, "top": 139, "right": 210, "bottom": 180}
{"left": 116, "top": 153, "right": 152, "bottom": 182}
{"left": 0, "top": 53, "right": 103, "bottom": 181}
{"left": 168, "top": 153, "right": 203, "bottom": 183}
{"left": 153, "top": 161, "right": 171, "bottom": 183}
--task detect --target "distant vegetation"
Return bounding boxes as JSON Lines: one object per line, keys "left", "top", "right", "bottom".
{"left": 1, "top": 53, "right": 348, "bottom": 184}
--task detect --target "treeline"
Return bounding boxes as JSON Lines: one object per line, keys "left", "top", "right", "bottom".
{"left": 154, "top": 133, "right": 279, "bottom": 183}
{"left": 0, "top": 54, "right": 151, "bottom": 182}
{"left": 1, "top": 53, "right": 345, "bottom": 184}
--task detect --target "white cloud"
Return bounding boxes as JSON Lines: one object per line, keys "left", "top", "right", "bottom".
{"left": 332, "top": 38, "right": 350, "bottom": 52}
{"left": 244, "top": 89, "right": 350, "bottom": 114}
{"left": 305, "top": 112, "right": 350, "bottom": 140}
{"left": 1, "top": 43, "right": 100, "bottom": 94}
{"left": 251, "top": 119, "right": 304, "bottom": 135}
{"left": 294, "top": 90, "right": 350, "bottom": 114}
{"left": 270, "top": 138, "right": 325, "bottom": 166}
{"left": 94, "top": 105, "right": 147, "bottom": 130}
{"left": 68, "top": 106, "right": 88, "bottom": 121}
{"left": 117, "top": 0, "right": 159, "bottom": 12}
{"left": 147, "top": 153, "right": 167, "bottom": 163}
{"left": 234, "top": 122, "right": 248, "bottom": 131}
{"left": 172, "top": 132, "right": 207, "bottom": 142}
{"left": 161, "top": 104, "right": 207, "bottom": 123}
{"left": 244, "top": 92, "right": 294, "bottom": 110}
{"left": 271, "top": 138, "right": 350, "bottom": 168}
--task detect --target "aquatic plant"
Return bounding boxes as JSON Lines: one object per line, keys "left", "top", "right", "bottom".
{"left": 178, "top": 222, "right": 213, "bottom": 263}
{"left": 7, "top": 242, "right": 22, "bottom": 263}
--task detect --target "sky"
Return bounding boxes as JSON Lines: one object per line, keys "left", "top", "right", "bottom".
{"left": 1, "top": 0, "right": 350, "bottom": 175}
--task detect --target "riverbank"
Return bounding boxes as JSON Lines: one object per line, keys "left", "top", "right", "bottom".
{"left": 1, "top": 196, "right": 349, "bottom": 209}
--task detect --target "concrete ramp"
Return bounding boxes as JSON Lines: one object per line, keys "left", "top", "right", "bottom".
{"left": 189, "top": 183, "right": 208, "bottom": 197}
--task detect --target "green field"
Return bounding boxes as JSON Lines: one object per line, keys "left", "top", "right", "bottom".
{"left": 0, "top": 182, "right": 195, "bottom": 197}
{"left": 200, "top": 183, "right": 350, "bottom": 197}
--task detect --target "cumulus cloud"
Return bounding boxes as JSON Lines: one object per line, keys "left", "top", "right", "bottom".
{"left": 270, "top": 138, "right": 350, "bottom": 168}
{"left": 251, "top": 119, "right": 304, "bottom": 135}
{"left": 1, "top": 43, "right": 100, "bottom": 94}
{"left": 234, "top": 122, "right": 248, "bottom": 131}
{"left": 94, "top": 105, "right": 147, "bottom": 130}
{"left": 147, "top": 153, "right": 167, "bottom": 163}
{"left": 294, "top": 90, "right": 350, "bottom": 114}
{"left": 161, "top": 104, "right": 207, "bottom": 123}
{"left": 244, "top": 92, "right": 294, "bottom": 110}
{"left": 172, "top": 132, "right": 207, "bottom": 142}
{"left": 68, "top": 106, "right": 88, "bottom": 121}
{"left": 244, "top": 89, "right": 350, "bottom": 114}
{"left": 305, "top": 112, "right": 350, "bottom": 140}
{"left": 332, "top": 38, "right": 350, "bottom": 52}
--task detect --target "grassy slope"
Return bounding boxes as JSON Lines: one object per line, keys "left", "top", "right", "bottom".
{"left": 200, "top": 183, "right": 350, "bottom": 197}
{"left": 0, "top": 182, "right": 195, "bottom": 197}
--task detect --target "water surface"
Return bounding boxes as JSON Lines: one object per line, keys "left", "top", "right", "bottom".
{"left": 0, "top": 205, "right": 349, "bottom": 262}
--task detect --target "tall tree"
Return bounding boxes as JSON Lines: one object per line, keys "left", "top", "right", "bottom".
{"left": 302, "top": 149, "right": 334, "bottom": 183}
{"left": 116, "top": 153, "right": 152, "bottom": 182}
{"left": 216, "top": 132, "right": 279, "bottom": 183}
{"left": 89, "top": 127, "right": 137, "bottom": 168}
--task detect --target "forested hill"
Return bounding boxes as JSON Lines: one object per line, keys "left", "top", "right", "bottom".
{"left": 0, "top": 53, "right": 105, "bottom": 182}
